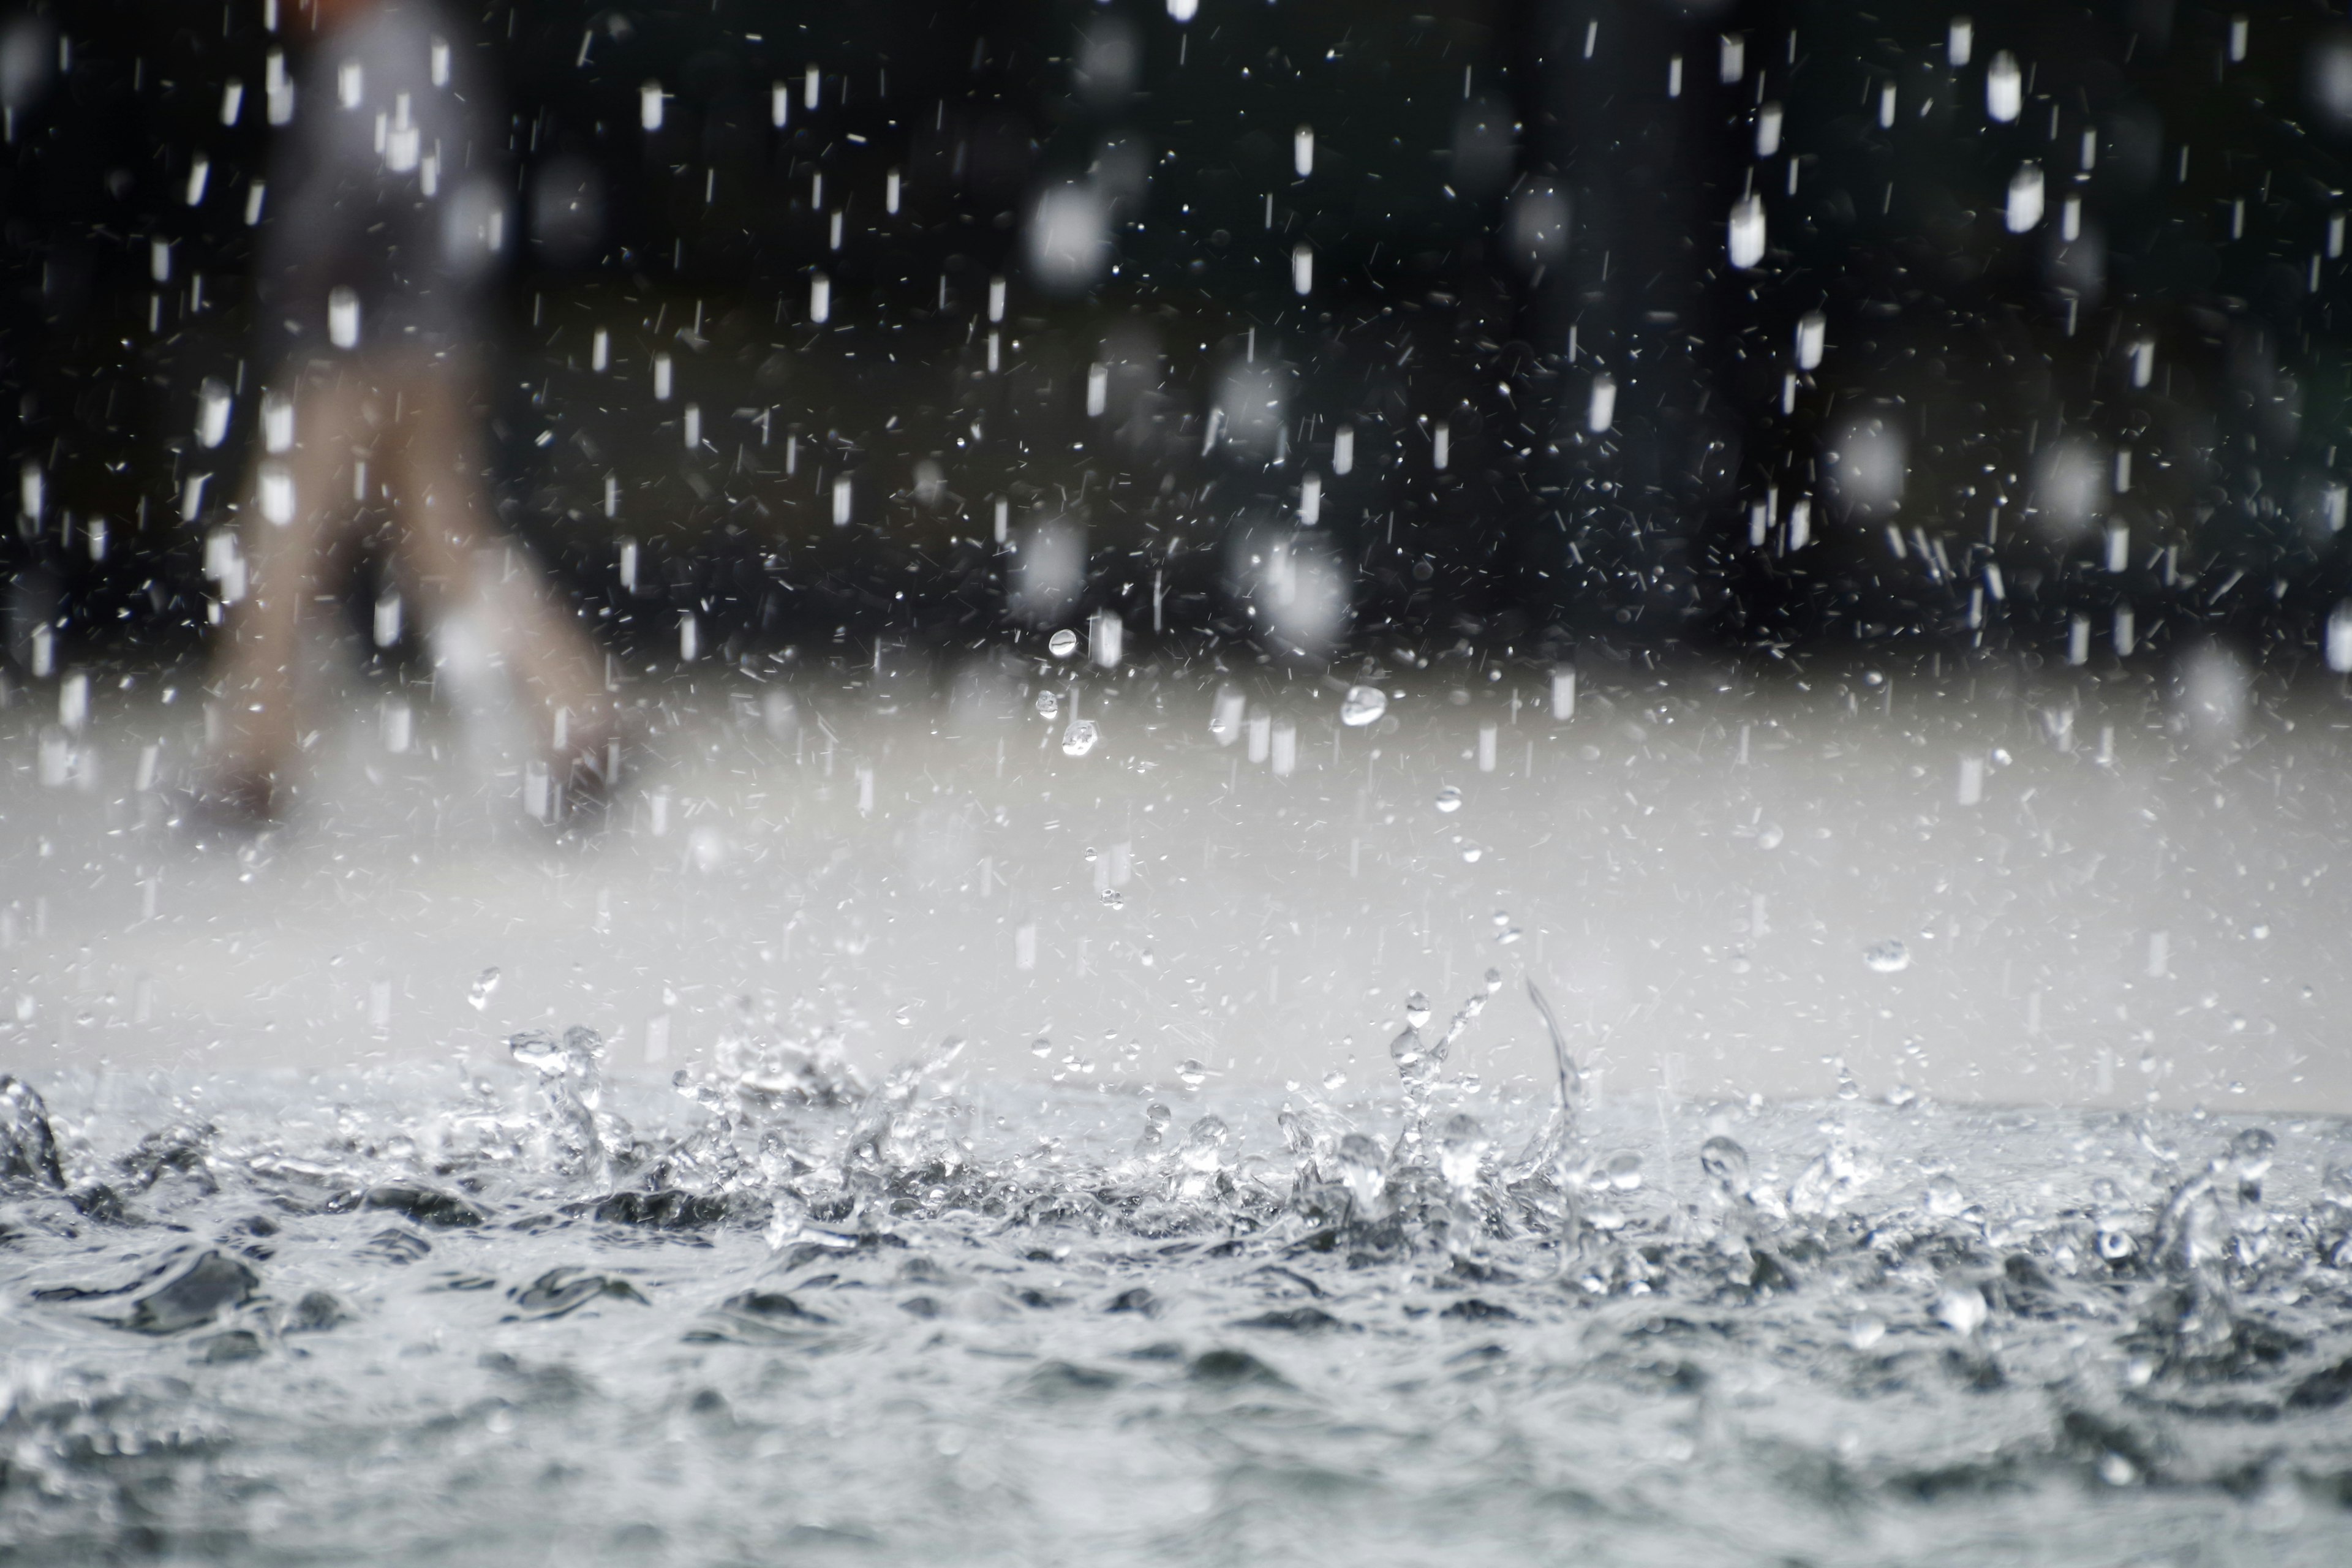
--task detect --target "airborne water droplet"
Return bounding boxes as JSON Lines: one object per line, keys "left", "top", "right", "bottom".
{"left": 1923, "top": 1172, "right": 1968, "bottom": 1218}
{"left": 1698, "top": 1134, "right": 1751, "bottom": 1195}
{"left": 1434, "top": 785, "right": 1463, "bottom": 814}
{"left": 1935, "top": 1284, "right": 1988, "bottom": 1336}
{"left": 1061, "top": 718, "right": 1099, "bottom": 756}
{"left": 1340, "top": 684, "right": 1387, "bottom": 726}
{"left": 1047, "top": 628, "right": 1079, "bottom": 658}
{"left": 1864, "top": 940, "right": 1911, "bottom": 973}
{"left": 466, "top": 968, "right": 501, "bottom": 1011}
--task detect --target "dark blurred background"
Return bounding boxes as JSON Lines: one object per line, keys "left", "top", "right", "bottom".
{"left": 7, "top": 0, "right": 2352, "bottom": 676}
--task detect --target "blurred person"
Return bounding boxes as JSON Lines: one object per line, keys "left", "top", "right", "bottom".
{"left": 203, "top": 0, "right": 614, "bottom": 820}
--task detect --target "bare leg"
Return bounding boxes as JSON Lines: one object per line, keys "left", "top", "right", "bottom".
{"left": 383, "top": 359, "right": 617, "bottom": 790}
{"left": 206, "top": 367, "right": 374, "bottom": 816}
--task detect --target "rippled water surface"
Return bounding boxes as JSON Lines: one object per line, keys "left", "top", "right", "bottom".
{"left": 6, "top": 1011, "right": 2352, "bottom": 1567}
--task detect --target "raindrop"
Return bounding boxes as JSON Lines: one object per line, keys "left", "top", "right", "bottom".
{"left": 1923, "top": 1173, "right": 1968, "bottom": 1218}
{"left": 1699, "top": 1135, "right": 1751, "bottom": 1194}
{"left": 197, "top": 380, "right": 232, "bottom": 448}
{"left": 2005, "top": 163, "right": 2045, "bottom": 233}
{"left": 1987, "top": 51, "right": 2022, "bottom": 123}
{"left": 1047, "top": 628, "right": 1079, "bottom": 658}
{"left": 258, "top": 463, "right": 296, "bottom": 526}
{"left": 1864, "top": 941, "right": 1911, "bottom": 974}
{"left": 1586, "top": 375, "right": 1616, "bottom": 433}
{"left": 1727, "top": 195, "right": 1766, "bottom": 269}
{"left": 466, "top": 968, "right": 501, "bottom": 1012}
{"left": 1795, "top": 312, "right": 1825, "bottom": 370}
{"left": 1061, "top": 718, "right": 1099, "bottom": 757}
{"left": 1340, "top": 685, "right": 1387, "bottom": 726}
{"left": 1434, "top": 785, "right": 1463, "bottom": 813}
{"left": 1935, "top": 1285, "right": 1988, "bottom": 1336}
{"left": 2326, "top": 603, "right": 2352, "bottom": 673}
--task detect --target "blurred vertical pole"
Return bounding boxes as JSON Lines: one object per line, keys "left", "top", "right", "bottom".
{"left": 1502, "top": 0, "right": 1755, "bottom": 651}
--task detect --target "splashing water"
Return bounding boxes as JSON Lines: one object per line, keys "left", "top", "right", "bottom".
{"left": 4, "top": 993, "right": 2352, "bottom": 1568}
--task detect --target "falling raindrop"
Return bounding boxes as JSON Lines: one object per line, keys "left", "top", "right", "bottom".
{"left": 466, "top": 968, "right": 501, "bottom": 1012}
{"left": 1340, "top": 685, "right": 1387, "bottom": 726}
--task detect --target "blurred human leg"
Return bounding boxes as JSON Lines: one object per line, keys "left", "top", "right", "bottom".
{"left": 205, "top": 366, "right": 374, "bottom": 817}
{"left": 383, "top": 358, "right": 617, "bottom": 797}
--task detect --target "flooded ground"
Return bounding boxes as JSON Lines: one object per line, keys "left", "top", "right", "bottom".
{"left": 6, "top": 654, "right": 2352, "bottom": 1563}
{"left": 2, "top": 1056, "right": 2351, "bottom": 1565}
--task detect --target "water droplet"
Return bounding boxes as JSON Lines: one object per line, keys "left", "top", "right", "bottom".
{"left": 1061, "top": 718, "right": 1100, "bottom": 756}
{"left": 1335, "top": 1132, "right": 1386, "bottom": 1210}
{"left": 1100, "top": 889, "right": 1123, "bottom": 909}
{"left": 1698, "top": 1135, "right": 1751, "bottom": 1194}
{"left": 1320, "top": 1069, "right": 1348, "bottom": 1091}
{"left": 1047, "top": 628, "right": 1079, "bottom": 658}
{"left": 1031, "top": 1037, "right": 1053, "bottom": 1058}
{"left": 1404, "top": 991, "right": 1432, "bottom": 1029}
{"left": 1935, "top": 1284, "right": 1988, "bottom": 1335}
{"left": 1864, "top": 940, "right": 1911, "bottom": 974}
{"left": 1035, "top": 690, "right": 1060, "bottom": 718}
{"left": 1340, "top": 685, "right": 1388, "bottom": 726}
{"left": 1755, "top": 823, "right": 1785, "bottom": 850}
{"left": 466, "top": 968, "right": 501, "bottom": 1011}
{"left": 764, "top": 1195, "right": 806, "bottom": 1251}
{"left": 1180, "top": 1115, "right": 1229, "bottom": 1170}
{"left": 1435, "top": 1113, "right": 1490, "bottom": 1189}
{"left": 1176, "top": 1058, "right": 1210, "bottom": 1089}
{"left": 1434, "top": 785, "right": 1463, "bottom": 814}
{"left": 1604, "top": 1150, "right": 1643, "bottom": 1191}
{"left": 1923, "top": 1172, "right": 1968, "bottom": 1218}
